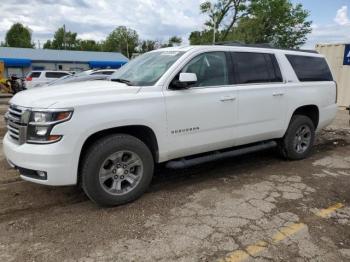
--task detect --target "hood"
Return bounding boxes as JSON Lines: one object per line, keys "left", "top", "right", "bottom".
{"left": 48, "top": 75, "right": 109, "bottom": 86}
{"left": 10, "top": 80, "right": 141, "bottom": 108}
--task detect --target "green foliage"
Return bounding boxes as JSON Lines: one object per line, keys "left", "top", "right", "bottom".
{"left": 3, "top": 23, "right": 182, "bottom": 55}
{"left": 232, "top": 0, "right": 312, "bottom": 48}
{"left": 103, "top": 26, "right": 139, "bottom": 58}
{"left": 191, "top": 0, "right": 312, "bottom": 48}
{"left": 43, "top": 26, "right": 79, "bottom": 50}
{"left": 78, "top": 40, "right": 102, "bottom": 51}
{"left": 139, "top": 40, "right": 158, "bottom": 53}
{"left": 5, "top": 23, "right": 34, "bottom": 48}
{"left": 189, "top": 30, "right": 214, "bottom": 45}
{"left": 161, "top": 36, "right": 183, "bottom": 47}
{"left": 168, "top": 36, "right": 182, "bottom": 46}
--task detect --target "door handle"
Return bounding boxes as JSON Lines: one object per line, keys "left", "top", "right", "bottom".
{"left": 273, "top": 92, "right": 285, "bottom": 97}
{"left": 220, "top": 96, "right": 236, "bottom": 102}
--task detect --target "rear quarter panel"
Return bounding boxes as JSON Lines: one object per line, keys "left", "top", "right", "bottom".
{"left": 277, "top": 52, "right": 337, "bottom": 133}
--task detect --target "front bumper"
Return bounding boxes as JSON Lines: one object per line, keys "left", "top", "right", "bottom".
{"left": 3, "top": 133, "right": 78, "bottom": 186}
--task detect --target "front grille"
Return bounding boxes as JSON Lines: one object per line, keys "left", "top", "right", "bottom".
{"left": 8, "top": 105, "right": 22, "bottom": 122}
{"left": 5, "top": 104, "right": 28, "bottom": 144}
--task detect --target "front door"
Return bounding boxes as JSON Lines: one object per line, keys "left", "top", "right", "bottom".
{"left": 164, "top": 51, "right": 238, "bottom": 159}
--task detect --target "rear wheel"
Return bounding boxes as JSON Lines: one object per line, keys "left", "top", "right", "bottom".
{"left": 278, "top": 115, "right": 315, "bottom": 160}
{"left": 81, "top": 134, "right": 154, "bottom": 206}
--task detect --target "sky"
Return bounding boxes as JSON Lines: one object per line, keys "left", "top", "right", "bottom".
{"left": 0, "top": 0, "right": 349, "bottom": 49}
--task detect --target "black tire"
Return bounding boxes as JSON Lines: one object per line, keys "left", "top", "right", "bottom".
{"left": 81, "top": 134, "right": 154, "bottom": 207}
{"left": 278, "top": 115, "right": 315, "bottom": 160}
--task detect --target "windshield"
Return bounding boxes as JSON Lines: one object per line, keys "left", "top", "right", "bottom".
{"left": 110, "top": 51, "right": 185, "bottom": 86}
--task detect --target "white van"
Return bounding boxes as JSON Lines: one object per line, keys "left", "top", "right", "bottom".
{"left": 25, "top": 71, "right": 71, "bottom": 89}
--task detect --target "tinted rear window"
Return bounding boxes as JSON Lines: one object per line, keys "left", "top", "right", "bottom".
{"left": 231, "top": 52, "right": 283, "bottom": 84}
{"left": 30, "top": 72, "right": 41, "bottom": 78}
{"left": 286, "top": 55, "right": 333, "bottom": 82}
{"left": 45, "top": 72, "right": 70, "bottom": 78}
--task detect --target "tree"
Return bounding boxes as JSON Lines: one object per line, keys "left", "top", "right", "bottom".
{"left": 200, "top": 0, "right": 247, "bottom": 43}
{"left": 5, "top": 23, "right": 34, "bottom": 48}
{"left": 189, "top": 30, "right": 214, "bottom": 45}
{"left": 43, "top": 25, "right": 79, "bottom": 50}
{"left": 103, "top": 26, "right": 139, "bottom": 58}
{"left": 139, "top": 40, "right": 158, "bottom": 53}
{"left": 161, "top": 36, "right": 183, "bottom": 47}
{"left": 168, "top": 36, "right": 182, "bottom": 46}
{"left": 233, "top": 0, "right": 312, "bottom": 48}
{"left": 78, "top": 40, "right": 102, "bottom": 51}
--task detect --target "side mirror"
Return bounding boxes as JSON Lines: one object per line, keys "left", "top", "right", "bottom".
{"left": 179, "top": 73, "right": 197, "bottom": 84}
{"left": 170, "top": 73, "right": 197, "bottom": 90}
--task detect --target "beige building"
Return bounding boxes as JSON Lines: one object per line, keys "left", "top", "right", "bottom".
{"left": 316, "top": 43, "right": 350, "bottom": 107}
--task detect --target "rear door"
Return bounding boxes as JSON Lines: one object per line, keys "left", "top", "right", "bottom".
{"left": 230, "top": 52, "right": 287, "bottom": 145}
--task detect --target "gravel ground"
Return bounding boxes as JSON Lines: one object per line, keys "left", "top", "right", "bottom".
{"left": 0, "top": 109, "right": 349, "bottom": 262}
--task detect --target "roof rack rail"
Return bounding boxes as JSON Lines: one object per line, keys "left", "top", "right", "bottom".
{"left": 215, "top": 41, "right": 318, "bottom": 54}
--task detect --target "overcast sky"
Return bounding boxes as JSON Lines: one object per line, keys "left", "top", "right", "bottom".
{"left": 0, "top": 0, "right": 349, "bottom": 49}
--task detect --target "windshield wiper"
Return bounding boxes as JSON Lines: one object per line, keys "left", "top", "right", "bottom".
{"left": 111, "top": 78, "right": 134, "bottom": 86}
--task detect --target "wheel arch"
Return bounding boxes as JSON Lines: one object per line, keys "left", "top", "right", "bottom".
{"left": 290, "top": 104, "right": 319, "bottom": 129}
{"left": 77, "top": 125, "right": 159, "bottom": 185}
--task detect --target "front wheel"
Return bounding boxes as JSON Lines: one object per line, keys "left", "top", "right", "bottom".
{"left": 81, "top": 134, "right": 154, "bottom": 206}
{"left": 278, "top": 115, "right": 315, "bottom": 160}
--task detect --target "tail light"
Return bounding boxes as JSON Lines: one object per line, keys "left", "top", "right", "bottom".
{"left": 26, "top": 76, "right": 32, "bottom": 81}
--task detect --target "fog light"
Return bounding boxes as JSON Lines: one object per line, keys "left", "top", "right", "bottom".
{"left": 36, "top": 171, "right": 47, "bottom": 179}
{"left": 35, "top": 126, "right": 49, "bottom": 136}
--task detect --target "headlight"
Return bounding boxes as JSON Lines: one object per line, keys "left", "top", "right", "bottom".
{"left": 27, "top": 110, "right": 73, "bottom": 144}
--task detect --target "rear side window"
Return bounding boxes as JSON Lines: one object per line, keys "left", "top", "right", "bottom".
{"left": 29, "top": 72, "right": 41, "bottom": 78}
{"left": 231, "top": 52, "right": 283, "bottom": 84}
{"left": 45, "top": 72, "right": 70, "bottom": 78}
{"left": 286, "top": 55, "right": 333, "bottom": 82}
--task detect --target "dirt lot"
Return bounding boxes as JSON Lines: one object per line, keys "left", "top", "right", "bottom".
{"left": 0, "top": 109, "right": 350, "bottom": 262}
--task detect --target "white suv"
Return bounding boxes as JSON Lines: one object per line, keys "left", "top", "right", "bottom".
{"left": 4, "top": 45, "right": 337, "bottom": 206}
{"left": 25, "top": 71, "right": 72, "bottom": 89}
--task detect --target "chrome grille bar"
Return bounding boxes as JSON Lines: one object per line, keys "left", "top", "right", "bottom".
{"left": 7, "top": 124, "right": 19, "bottom": 134}
{"left": 5, "top": 104, "right": 28, "bottom": 145}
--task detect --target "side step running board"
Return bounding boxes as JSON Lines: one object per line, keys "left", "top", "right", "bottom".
{"left": 165, "top": 141, "right": 277, "bottom": 169}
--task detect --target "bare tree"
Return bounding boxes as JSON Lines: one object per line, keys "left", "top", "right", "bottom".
{"left": 200, "top": 0, "right": 247, "bottom": 42}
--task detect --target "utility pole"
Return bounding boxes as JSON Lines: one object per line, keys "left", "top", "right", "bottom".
{"left": 123, "top": 31, "right": 129, "bottom": 58}
{"left": 63, "top": 24, "right": 66, "bottom": 50}
{"left": 126, "top": 40, "right": 129, "bottom": 59}
{"left": 212, "top": 16, "right": 217, "bottom": 45}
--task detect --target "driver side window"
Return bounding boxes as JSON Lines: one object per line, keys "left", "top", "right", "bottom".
{"left": 181, "top": 52, "right": 229, "bottom": 87}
